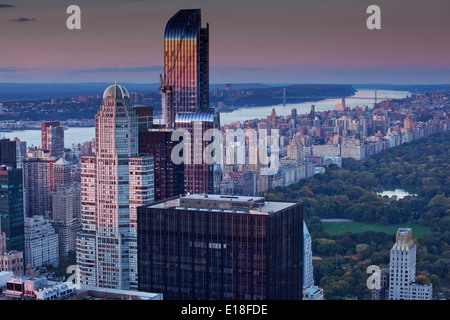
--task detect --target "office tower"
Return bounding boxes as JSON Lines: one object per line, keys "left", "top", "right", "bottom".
{"left": 0, "top": 166, "right": 24, "bottom": 252}
{"left": 53, "top": 158, "right": 72, "bottom": 187}
{"left": 310, "top": 105, "right": 315, "bottom": 120}
{"left": 76, "top": 83, "right": 154, "bottom": 290}
{"left": 388, "top": 228, "right": 432, "bottom": 300}
{"left": 14, "top": 138, "right": 27, "bottom": 169}
{"left": 137, "top": 194, "right": 303, "bottom": 300}
{"left": 291, "top": 108, "right": 297, "bottom": 125}
{"left": 41, "top": 121, "right": 64, "bottom": 159}
{"left": 303, "top": 222, "right": 314, "bottom": 289}
{"left": 139, "top": 129, "right": 184, "bottom": 201}
{"left": 0, "top": 138, "right": 17, "bottom": 168}
{"left": 23, "top": 157, "right": 55, "bottom": 217}
{"left": 302, "top": 222, "right": 323, "bottom": 300}
{"left": 51, "top": 184, "right": 81, "bottom": 261}
{"left": 24, "top": 215, "right": 59, "bottom": 268}
{"left": 160, "top": 9, "right": 210, "bottom": 128}
{"left": 133, "top": 105, "right": 153, "bottom": 132}
{"left": 175, "top": 109, "right": 219, "bottom": 194}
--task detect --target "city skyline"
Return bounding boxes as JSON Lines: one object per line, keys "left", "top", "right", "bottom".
{"left": 1, "top": 0, "right": 450, "bottom": 84}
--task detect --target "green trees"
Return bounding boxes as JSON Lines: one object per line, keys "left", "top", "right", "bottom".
{"left": 268, "top": 131, "right": 450, "bottom": 299}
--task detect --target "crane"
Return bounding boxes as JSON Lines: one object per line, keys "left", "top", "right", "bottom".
{"left": 159, "top": 35, "right": 185, "bottom": 128}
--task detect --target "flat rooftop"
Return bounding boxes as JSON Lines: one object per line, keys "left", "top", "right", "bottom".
{"left": 146, "top": 194, "right": 298, "bottom": 215}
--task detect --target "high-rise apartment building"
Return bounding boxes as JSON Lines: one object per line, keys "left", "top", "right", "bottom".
{"left": 41, "top": 121, "right": 64, "bottom": 159}
{"left": 137, "top": 194, "right": 303, "bottom": 300}
{"left": 76, "top": 83, "right": 154, "bottom": 290}
{"left": 388, "top": 228, "right": 432, "bottom": 300}
{"left": 160, "top": 9, "right": 220, "bottom": 195}
{"left": 53, "top": 158, "right": 72, "bottom": 187}
{"left": 160, "top": 9, "right": 210, "bottom": 127}
{"left": 0, "top": 165, "right": 24, "bottom": 252}
{"left": 23, "top": 157, "right": 55, "bottom": 217}
{"left": 24, "top": 215, "right": 59, "bottom": 269}
{"left": 51, "top": 184, "right": 81, "bottom": 261}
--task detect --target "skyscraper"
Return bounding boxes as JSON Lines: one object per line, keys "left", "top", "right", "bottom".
{"left": 76, "top": 83, "right": 154, "bottom": 290}
{"left": 160, "top": 9, "right": 210, "bottom": 128}
{"left": 139, "top": 129, "right": 184, "bottom": 201}
{"left": 0, "top": 165, "right": 24, "bottom": 252}
{"left": 160, "top": 9, "right": 220, "bottom": 195}
{"left": 24, "top": 215, "right": 59, "bottom": 269}
{"left": 51, "top": 184, "right": 81, "bottom": 261}
{"left": 0, "top": 138, "right": 17, "bottom": 168}
{"left": 23, "top": 157, "right": 55, "bottom": 217}
{"left": 53, "top": 158, "right": 72, "bottom": 188}
{"left": 388, "top": 228, "right": 432, "bottom": 300}
{"left": 138, "top": 194, "right": 303, "bottom": 300}
{"left": 41, "top": 121, "right": 64, "bottom": 159}
{"left": 302, "top": 222, "right": 323, "bottom": 300}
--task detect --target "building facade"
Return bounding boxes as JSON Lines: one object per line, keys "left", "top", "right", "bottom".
{"left": 161, "top": 9, "right": 220, "bottom": 195}
{"left": 160, "top": 9, "right": 210, "bottom": 128}
{"left": 388, "top": 228, "right": 432, "bottom": 300}
{"left": 0, "top": 138, "right": 17, "bottom": 168}
{"left": 23, "top": 157, "right": 55, "bottom": 218}
{"left": 51, "top": 184, "right": 81, "bottom": 261}
{"left": 24, "top": 215, "right": 59, "bottom": 269}
{"left": 41, "top": 121, "right": 64, "bottom": 159}
{"left": 302, "top": 222, "right": 323, "bottom": 300}
{"left": 139, "top": 129, "right": 184, "bottom": 201}
{"left": 0, "top": 165, "right": 24, "bottom": 252}
{"left": 76, "top": 83, "right": 154, "bottom": 290}
{"left": 0, "top": 232, "right": 24, "bottom": 276}
{"left": 137, "top": 194, "right": 303, "bottom": 300}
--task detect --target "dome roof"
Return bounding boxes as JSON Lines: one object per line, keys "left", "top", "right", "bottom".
{"left": 103, "top": 83, "right": 129, "bottom": 100}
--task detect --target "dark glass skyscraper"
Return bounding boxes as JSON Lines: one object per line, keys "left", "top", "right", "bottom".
{"left": 137, "top": 194, "right": 303, "bottom": 300}
{"left": 0, "top": 165, "right": 24, "bottom": 252}
{"left": 160, "top": 9, "right": 220, "bottom": 195}
{"left": 0, "top": 138, "right": 17, "bottom": 168}
{"left": 160, "top": 9, "right": 210, "bottom": 128}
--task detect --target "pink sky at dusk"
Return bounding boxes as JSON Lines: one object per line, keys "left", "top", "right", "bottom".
{"left": 1, "top": 0, "right": 449, "bottom": 84}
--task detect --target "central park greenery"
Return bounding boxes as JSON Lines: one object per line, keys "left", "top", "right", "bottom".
{"left": 267, "top": 131, "right": 450, "bottom": 300}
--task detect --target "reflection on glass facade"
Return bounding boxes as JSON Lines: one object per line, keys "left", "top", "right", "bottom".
{"left": 0, "top": 166, "right": 24, "bottom": 252}
{"left": 138, "top": 195, "right": 303, "bottom": 300}
{"left": 160, "top": 9, "right": 210, "bottom": 128}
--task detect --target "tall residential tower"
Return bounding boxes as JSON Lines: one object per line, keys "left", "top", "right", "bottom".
{"left": 160, "top": 9, "right": 220, "bottom": 195}
{"left": 76, "top": 83, "right": 154, "bottom": 290}
{"left": 160, "top": 9, "right": 210, "bottom": 128}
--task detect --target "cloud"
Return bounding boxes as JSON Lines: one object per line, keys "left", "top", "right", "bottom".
{"left": 0, "top": 66, "right": 18, "bottom": 72}
{"left": 9, "top": 17, "right": 36, "bottom": 22}
{"left": 69, "top": 66, "right": 163, "bottom": 75}
{"left": 0, "top": 4, "right": 14, "bottom": 8}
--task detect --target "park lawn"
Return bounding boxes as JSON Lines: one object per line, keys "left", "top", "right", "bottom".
{"left": 323, "top": 221, "right": 431, "bottom": 238}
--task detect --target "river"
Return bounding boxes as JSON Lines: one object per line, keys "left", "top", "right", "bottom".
{"left": 0, "top": 89, "right": 410, "bottom": 148}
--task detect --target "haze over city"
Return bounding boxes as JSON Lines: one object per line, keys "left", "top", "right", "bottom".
{"left": 1, "top": 0, "right": 449, "bottom": 84}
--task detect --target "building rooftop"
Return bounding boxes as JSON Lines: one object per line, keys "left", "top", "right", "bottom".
{"left": 146, "top": 194, "right": 299, "bottom": 215}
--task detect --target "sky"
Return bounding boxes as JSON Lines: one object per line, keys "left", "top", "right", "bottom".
{"left": 1, "top": 0, "right": 450, "bottom": 84}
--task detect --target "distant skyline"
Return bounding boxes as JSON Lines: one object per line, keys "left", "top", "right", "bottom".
{"left": 1, "top": 0, "right": 450, "bottom": 84}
